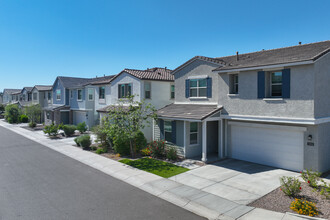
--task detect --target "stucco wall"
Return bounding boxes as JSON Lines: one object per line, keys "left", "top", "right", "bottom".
{"left": 53, "top": 78, "right": 65, "bottom": 105}
{"left": 70, "top": 88, "right": 86, "bottom": 109}
{"left": 143, "top": 80, "right": 174, "bottom": 109}
{"left": 174, "top": 59, "right": 220, "bottom": 104}
{"left": 218, "top": 64, "right": 315, "bottom": 118}
{"left": 314, "top": 52, "right": 330, "bottom": 118}
{"left": 110, "top": 73, "right": 141, "bottom": 104}
{"left": 317, "top": 122, "right": 330, "bottom": 172}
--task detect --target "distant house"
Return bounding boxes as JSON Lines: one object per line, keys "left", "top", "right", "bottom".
{"left": 97, "top": 67, "right": 174, "bottom": 141}
{"left": 155, "top": 40, "right": 330, "bottom": 173}
{"left": 2, "top": 89, "right": 21, "bottom": 104}
{"left": 29, "top": 85, "right": 53, "bottom": 123}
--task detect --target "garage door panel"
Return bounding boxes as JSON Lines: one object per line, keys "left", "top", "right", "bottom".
{"left": 230, "top": 124, "right": 304, "bottom": 171}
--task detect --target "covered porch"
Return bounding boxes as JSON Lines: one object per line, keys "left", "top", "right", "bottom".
{"left": 155, "top": 104, "right": 224, "bottom": 162}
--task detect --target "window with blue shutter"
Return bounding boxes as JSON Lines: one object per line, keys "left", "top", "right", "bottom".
{"left": 185, "top": 79, "right": 190, "bottom": 98}
{"left": 171, "top": 121, "right": 176, "bottom": 144}
{"left": 282, "top": 69, "right": 291, "bottom": 98}
{"left": 207, "top": 77, "right": 212, "bottom": 98}
{"left": 257, "top": 71, "right": 265, "bottom": 99}
{"left": 159, "top": 119, "right": 164, "bottom": 139}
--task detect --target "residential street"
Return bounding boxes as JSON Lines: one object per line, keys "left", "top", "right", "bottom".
{"left": 0, "top": 126, "right": 204, "bottom": 220}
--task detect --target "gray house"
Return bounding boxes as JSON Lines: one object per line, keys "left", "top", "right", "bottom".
{"left": 2, "top": 89, "right": 21, "bottom": 104}
{"left": 29, "top": 85, "right": 53, "bottom": 123}
{"left": 155, "top": 40, "right": 330, "bottom": 173}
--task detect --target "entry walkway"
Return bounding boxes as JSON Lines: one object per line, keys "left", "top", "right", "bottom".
{"left": 0, "top": 120, "right": 324, "bottom": 220}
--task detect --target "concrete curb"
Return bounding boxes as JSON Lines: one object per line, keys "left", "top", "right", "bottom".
{"left": 0, "top": 121, "right": 323, "bottom": 220}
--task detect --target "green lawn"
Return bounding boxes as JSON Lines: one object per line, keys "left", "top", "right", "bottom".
{"left": 119, "top": 158, "right": 189, "bottom": 178}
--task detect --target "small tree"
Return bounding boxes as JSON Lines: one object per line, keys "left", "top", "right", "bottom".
{"left": 5, "top": 104, "right": 21, "bottom": 123}
{"left": 104, "top": 96, "right": 157, "bottom": 158}
{"left": 25, "top": 104, "right": 42, "bottom": 125}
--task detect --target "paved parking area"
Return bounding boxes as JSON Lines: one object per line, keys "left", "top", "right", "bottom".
{"left": 170, "top": 159, "right": 299, "bottom": 205}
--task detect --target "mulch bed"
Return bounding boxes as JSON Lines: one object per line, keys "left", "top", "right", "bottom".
{"left": 249, "top": 182, "right": 330, "bottom": 219}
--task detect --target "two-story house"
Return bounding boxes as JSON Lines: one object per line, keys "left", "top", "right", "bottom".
{"left": 29, "top": 85, "right": 53, "bottom": 123}
{"left": 17, "top": 87, "right": 34, "bottom": 109}
{"left": 155, "top": 40, "right": 330, "bottom": 173}
{"left": 2, "top": 89, "right": 21, "bottom": 104}
{"left": 97, "top": 67, "right": 174, "bottom": 141}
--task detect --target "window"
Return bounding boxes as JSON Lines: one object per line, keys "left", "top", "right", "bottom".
{"left": 190, "top": 122, "right": 198, "bottom": 145}
{"left": 144, "top": 82, "right": 151, "bottom": 99}
{"left": 28, "top": 93, "right": 31, "bottom": 101}
{"left": 88, "top": 88, "right": 94, "bottom": 101}
{"left": 170, "top": 85, "right": 175, "bottom": 99}
{"left": 56, "top": 89, "right": 61, "bottom": 100}
{"left": 48, "top": 92, "right": 52, "bottom": 100}
{"left": 189, "top": 78, "right": 207, "bottom": 97}
{"left": 33, "top": 92, "right": 37, "bottom": 101}
{"left": 229, "top": 74, "right": 239, "bottom": 94}
{"left": 164, "top": 121, "right": 172, "bottom": 143}
{"left": 46, "top": 111, "right": 50, "bottom": 120}
{"left": 118, "top": 83, "right": 132, "bottom": 98}
{"left": 77, "top": 89, "right": 82, "bottom": 101}
{"left": 270, "top": 71, "right": 282, "bottom": 97}
{"left": 99, "top": 87, "right": 105, "bottom": 99}
{"left": 70, "top": 90, "right": 73, "bottom": 99}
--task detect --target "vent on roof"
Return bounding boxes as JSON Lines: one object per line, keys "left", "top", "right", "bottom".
{"left": 157, "top": 72, "right": 161, "bottom": 75}
{"left": 299, "top": 42, "right": 302, "bottom": 45}
{"left": 236, "top": 51, "right": 239, "bottom": 61}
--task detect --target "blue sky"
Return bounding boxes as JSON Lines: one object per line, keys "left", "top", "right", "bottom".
{"left": 0, "top": 0, "right": 329, "bottom": 91}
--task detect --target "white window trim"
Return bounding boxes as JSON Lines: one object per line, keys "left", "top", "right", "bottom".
{"left": 270, "top": 72, "right": 282, "bottom": 98}
{"left": 189, "top": 78, "right": 207, "bottom": 98}
{"left": 88, "top": 88, "right": 94, "bottom": 101}
{"left": 56, "top": 89, "right": 61, "bottom": 100}
{"left": 77, "top": 89, "right": 83, "bottom": 101}
{"left": 189, "top": 122, "right": 199, "bottom": 146}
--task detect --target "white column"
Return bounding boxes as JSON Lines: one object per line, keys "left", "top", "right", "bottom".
{"left": 183, "top": 121, "right": 187, "bottom": 156}
{"left": 218, "top": 119, "right": 223, "bottom": 158}
{"left": 224, "top": 120, "right": 228, "bottom": 157}
{"left": 202, "top": 120, "right": 207, "bottom": 162}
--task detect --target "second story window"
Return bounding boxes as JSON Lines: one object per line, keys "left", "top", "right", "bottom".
{"left": 170, "top": 85, "right": 175, "bottom": 99}
{"left": 270, "top": 72, "right": 282, "bottom": 97}
{"left": 99, "top": 87, "right": 105, "bottom": 99}
{"left": 118, "top": 83, "right": 132, "bottom": 98}
{"left": 33, "top": 92, "right": 37, "bottom": 101}
{"left": 229, "top": 74, "right": 239, "bottom": 94}
{"left": 56, "top": 89, "right": 61, "bottom": 100}
{"left": 48, "top": 92, "right": 52, "bottom": 100}
{"left": 77, "top": 89, "right": 82, "bottom": 101}
{"left": 144, "top": 82, "right": 151, "bottom": 99}
{"left": 88, "top": 88, "right": 94, "bottom": 101}
{"left": 189, "top": 79, "right": 207, "bottom": 97}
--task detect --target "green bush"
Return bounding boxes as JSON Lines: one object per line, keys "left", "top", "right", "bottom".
{"left": 43, "top": 124, "right": 59, "bottom": 137}
{"left": 135, "top": 131, "right": 147, "bottom": 152}
{"left": 5, "top": 104, "right": 20, "bottom": 123}
{"left": 301, "top": 169, "right": 321, "bottom": 188}
{"left": 77, "top": 135, "right": 91, "bottom": 150}
{"left": 92, "top": 124, "right": 110, "bottom": 148}
{"left": 280, "top": 176, "right": 301, "bottom": 197}
{"left": 63, "top": 125, "right": 77, "bottom": 137}
{"left": 113, "top": 132, "right": 130, "bottom": 155}
{"left": 29, "top": 121, "right": 36, "bottom": 128}
{"left": 95, "top": 148, "right": 107, "bottom": 154}
{"left": 20, "top": 114, "right": 29, "bottom": 123}
{"left": 166, "top": 146, "right": 178, "bottom": 161}
{"left": 77, "top": 122, "right": 88, "bottom": 133}
{"left": 58, "top": 122, "right": 64, "bottom": 130}
{"left": 0, "top": 104, "right": 5, "bottom": 112}
{"left": 74, "top": 137, "right": 79, "bottom": 146}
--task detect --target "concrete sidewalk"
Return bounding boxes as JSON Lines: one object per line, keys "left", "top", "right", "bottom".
{"left": 0, "top": 120, "right": 322, "bottom": 220}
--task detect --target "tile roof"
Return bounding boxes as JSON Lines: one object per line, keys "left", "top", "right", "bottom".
{"left": 23, "top": 87, "right": 33, "bottom": 92}
{"left": 57, "top": 76, "right": 93, "bottom": 88}
{"left": 34, "top": 85, "right": 52, "bottom": 91}
{"left": 3, "top": 89, "right": 21, "bottom": 94}
{"left": 156, "top": 104, "right": 222, "bottom": 120}
{"left": 110, "top": 67, "right": 174, "bottom": 82}
{"left": 89, "top": 75, "right": 116, "bottom": 85}
{"left": 212, "top": 40, "right": 330, "bottom": 71}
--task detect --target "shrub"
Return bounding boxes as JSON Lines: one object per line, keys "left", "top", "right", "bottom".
{"left": 77, "top": 135, "right": 91, "bottom": 150}
{"left": 113, "top": 132, "right": 130, "bottom": 155}
{"left": 290, "top": 198, "right": 318, "bottom": 217}
{"left": 135, "top": 131, "right": 147, "bottom": 152}
{"left": 74, "top": 137, "right": 79, "bottom": 146}
{"left": 280, "top": 176, "right": 301, "bottom": 197}
{"left": 92, "top": 124, "right": 110, "bottom": 148}
{"left": 141, "top": 147, "right": 151, "bottom": 156}
{"left": 29, "top": 121, "right": 36, "bottom": 128}
{"left": 301, "top": 169, "right": 321, "bottom": 188}
{"left": 0, "top": 104, "right": 5, "bottom": 112}
{"left": 95, "top": 148, "right": 107, "bottom": 154}
{"left": 166, "top": 146, "right": 178, "bottom": 161}
{"left": 58, "top": 122, "right": 64, "bottom": 130}
{"left": 25, "top": 104, "right": 41, "bottom": 124}
{"left": 5, "top": 104, "right": 20, "bottom": 123}
{"left": 43, "top": 124, "right": 58, "bottom": 137}
{"left": 149, "top": 140, "right": 166, "bottom": 158}
{"left": 20, "top": 114, "right": 29, "bottom": 123}
{"left": 320, "top": 179, "right": 330, "bottom": 199}
{"left": 63, "top": 125, "right": 77, "bottom": 137}
{"left": 77, "top": 122, "right": 88, "bottom": 133}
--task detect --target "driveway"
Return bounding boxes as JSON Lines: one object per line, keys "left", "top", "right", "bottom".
{"left": 170, "top": 159, "right": 298, "bottom": 205}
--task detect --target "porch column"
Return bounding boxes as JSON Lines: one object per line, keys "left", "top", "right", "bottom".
{"left": 219, "top": 119, "right": 223, "bottom": 158}
{"left": 183, "top": 121, "right": 187, "bottom": 156}
{"left": 202, "top": 120, "right": 207, "bottom": 162}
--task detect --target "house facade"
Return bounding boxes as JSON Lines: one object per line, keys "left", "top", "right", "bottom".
{"left": 97, "top": 68, "right": 174, "bottom": 141}
{"left": 2, "top": 89, "right": 21, "bottom": 104}
{"left": 155, "top": 41, "right": 330, "bottom": 173}
{"left": 29, "top": 85, "right": 53, "bottom": 123}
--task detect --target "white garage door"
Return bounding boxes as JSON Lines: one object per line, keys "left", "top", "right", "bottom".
{"left": 230, "top": 122, "right": 304, "bottom": 171}
{"left": 74, "top": 111, "right": 87, "bottom": 125}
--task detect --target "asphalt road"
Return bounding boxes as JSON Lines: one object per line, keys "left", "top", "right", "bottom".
{"left": 0, "top": 126, "right": 205, "bottom": 220}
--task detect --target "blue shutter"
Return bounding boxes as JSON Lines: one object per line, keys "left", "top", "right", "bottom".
{"left": 185, "top": 79, "right": 190, "bottom": 98}
{"left": 207, "top": 77, "right": 212, "bottom": 98}
{"left": 171, "top": 121, "right": 176, "bottom": 144}
{"left": 159, "top": 119, "right": 164, "bottom": 140}
{"left": 257, "top": 71, "right": 265, "bottom": 99}
{"left": 282, "top": 69, "right": 291, "bottom": 98}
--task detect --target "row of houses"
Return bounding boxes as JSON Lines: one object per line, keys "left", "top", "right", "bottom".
{"left": 2, "top": 40, "right": 330, "bottom": 173}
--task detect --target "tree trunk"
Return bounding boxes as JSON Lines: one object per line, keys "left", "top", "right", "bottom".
{"left": 129, "top": 139, "right": 134, "bottom": 158}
